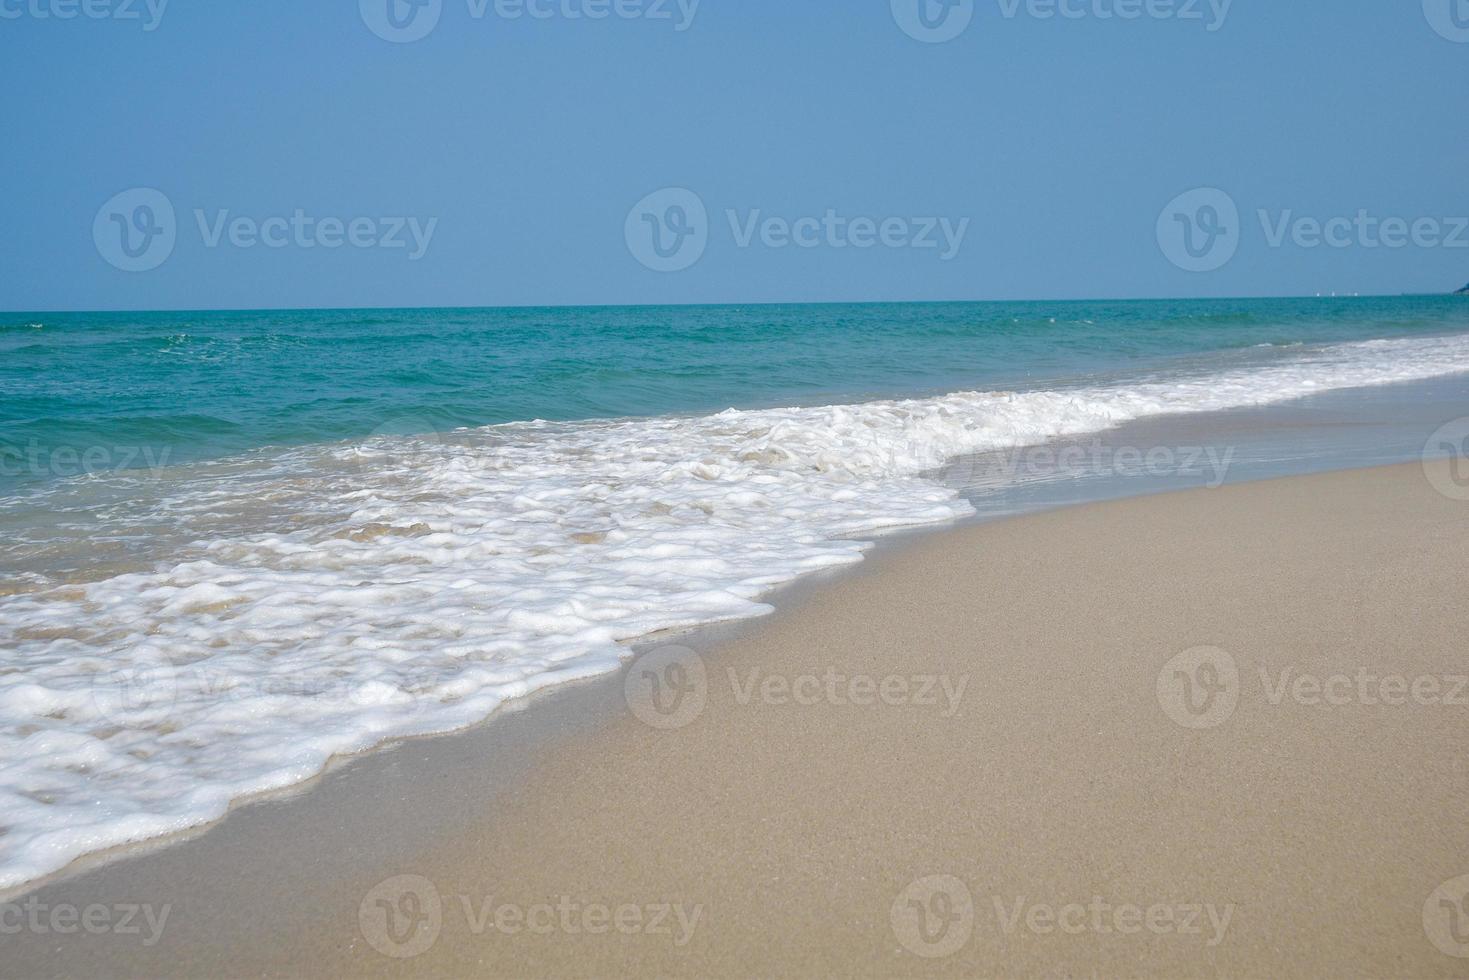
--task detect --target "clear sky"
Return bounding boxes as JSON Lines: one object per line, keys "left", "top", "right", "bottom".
{"left": 2, "top": 0, "right": 1467, "bottom": 311}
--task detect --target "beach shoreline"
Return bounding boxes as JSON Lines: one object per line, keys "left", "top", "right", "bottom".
{"left": 5, "top": 319, "right": 1469, "bottom": 895}
{"left": 5, "top": 458, "right": 1469, "bottom": 976}
{"left": 6, "top": 371, "right": 1462, "bottom": 902}
{"left": 11, "top": 2, "right": 1469, "bottom": 974}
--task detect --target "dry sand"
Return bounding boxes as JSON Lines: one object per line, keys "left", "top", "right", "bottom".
{"left": 5, "top": 461, "right": 1469, "bottom": 977}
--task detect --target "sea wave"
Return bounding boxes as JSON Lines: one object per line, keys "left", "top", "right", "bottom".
{"left": 2, "top": 332, "right": 1468, "bottom": 889}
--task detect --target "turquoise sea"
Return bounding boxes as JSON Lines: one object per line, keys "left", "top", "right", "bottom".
{"left": 2, "top": 294, "right": 1469, "bottom": 892}
{"left": 4, "top": 296, "right": 1468, "bottom": 492}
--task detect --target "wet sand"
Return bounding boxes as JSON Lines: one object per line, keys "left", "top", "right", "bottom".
{"left": 5, "top": 460, "right": 1469, "bottom": 977}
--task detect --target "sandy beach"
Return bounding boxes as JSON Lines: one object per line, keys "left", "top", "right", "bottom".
{"left": 5, "top": 459, "right": 1469, "bottom": 977}
{"left": 10, "top": 0, "right": 1469, "bottom": 974}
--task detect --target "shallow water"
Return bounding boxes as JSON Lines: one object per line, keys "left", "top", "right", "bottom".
{"left": 2, "top": 297, "right": 1468, "bottom": 889}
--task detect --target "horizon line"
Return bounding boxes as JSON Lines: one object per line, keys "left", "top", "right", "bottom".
{"left": 3, "top": 291, "right": 1461, "bottom": 318}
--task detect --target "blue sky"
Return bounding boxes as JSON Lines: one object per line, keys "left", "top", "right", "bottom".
{"left": 2, "top": 0, "right": 1466, "bottom": 310}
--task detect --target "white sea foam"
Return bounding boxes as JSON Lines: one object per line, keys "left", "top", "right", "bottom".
{"left": 1, "top": 333, "right": 1468, "bottom": 889}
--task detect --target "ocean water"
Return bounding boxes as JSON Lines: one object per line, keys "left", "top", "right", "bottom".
{"left": 6, "top": 296, "right": 1469, "bottom": 492}
{"left": 2, "top": 296, "right": 1468, "bottom": 890}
